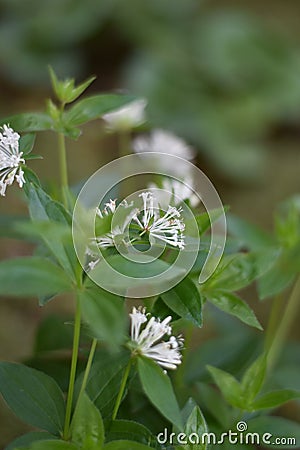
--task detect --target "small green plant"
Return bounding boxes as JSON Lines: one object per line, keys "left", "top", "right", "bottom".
{"left": 0, "top": 69, "right": 299, "bottom": 450}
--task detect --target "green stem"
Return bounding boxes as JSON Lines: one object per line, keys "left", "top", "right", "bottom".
{"left": 111, "top": 359, "right": 132, "bottom": 420}
{"left": 77, "top": 338, "right": 97, "bottom": 401}
{"left": 58, "top": 132, "right": 69, "bottom": 207}
{"left": 264, "top": 293, "right": 284, "bottom": 351}
{"left": 63, "top": 297, "right": 81, "bottom": 440}
{"left": 267, "top": 276, "right": 300, "bottom": 371}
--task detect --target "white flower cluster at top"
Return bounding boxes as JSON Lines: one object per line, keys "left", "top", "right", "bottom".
{"left": 0, "top": 125, "right": 25, "bottom": 196}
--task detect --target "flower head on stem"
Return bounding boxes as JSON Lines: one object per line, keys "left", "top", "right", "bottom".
{"left": 0, "top": 125, "right": 25, "bottom": 196}
{"left": 129, "top": 306, "right": 184, "bottom": 370}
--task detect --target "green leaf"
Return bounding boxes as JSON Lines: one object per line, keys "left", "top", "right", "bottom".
{"left": 19, "top": 133, "right": 36, "bottom": 155}
{"left": 206, "top": 365, "right": 245, "bottom": 409}
{"left": 206, "top": 291, "right": 262, "bottom": 330}
{"left": 0, "top": 362, "right": 65, "bottom": 435}
{"left": 241, "top": 354, "right": 266, "bottom": 402}
{"left": 0, "top": 256, "right": 73, "bottom": 297}
{"left": 194, "top": 207, "right": 227, "bottom": 236}
{"left": 196, "top": 383, "right": 230, "bottom": 429}
{"left": 64, "top": 94, "right": 136, "bottom": 126}
{"left": 65, "top": 76, "right": 96, "bottom": 104}
{"left": 82, "top": 353, "right": 131, "bottom": 418}
{"left": 19, "top": 441, "right": 79, "bottom": 450}
{"left": 161, "top": 277, "right": 202, "bottom": 327}
{"left": 105, "top": 420, "right": 155, "bottom": 446}
{"left": 227, "top": 214, "right": 275, "bottom": 250}
{"left": 0, "top": 113, "right": 53, "bottom": 132}
{"left": 257, "top": 257, "right": 295, "bottom": 300}
{"left": 183, "top": 406, "right": 208, "bottom": 450}
{"left": 90, "top": 253, "right": 184, "bottom": 297}
{"left": 5, "top": 432, "right": 57, "bottom": 450}
{"left": 79, "top": 281, "right": 126, "bottom": 348}
{"left": 103, "top": 440, "right": 154, "bottom": 450}
{"left": 205, "top": 253, "right": 260, "bottom": 292}
{"left": 137, "top": 356, "right": 183, "bottom": 430}
{"left": 23, "top": 167, "right": 41, "bottom": 187}
{"left": 251, "top": 389, "right": 300, "bottom": 411}
{"left": 25, "top": 183, "right": 79, "bottom": 284}
{"left": 70, "top": 393, "right": 104, "bottom": 450}
{"left": 247, "top": 416, "right": 300, "bottom": 448}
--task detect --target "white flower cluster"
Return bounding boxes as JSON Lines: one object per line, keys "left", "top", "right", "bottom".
{"left": 133, "top": 192, "right": 185, "bottom": 250}
{"left": 0, "top": 125, "right": 25, "bottom": 196}
{"left": 130, "top": 306, "right": 183, "bottom": 370}
{"left": 86, "top": 192, "right": 185, "bottom": 271}
{"left": 102, "top": 99, "right": 147, "bottom": 131}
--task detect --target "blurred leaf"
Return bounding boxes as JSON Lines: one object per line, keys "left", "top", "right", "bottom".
{"left": 257, "top": 258, "right": 295, "bottom": 300}
{"left": 196, "top": 383, "right": 231, "bottom": 429}
{"left": 0, "top": 113, "right": 53, "bottom": 132}
{"left": 241, "top": 354, "right": 266, "bottom": 401}
{"left": 19, "top": 441, "right": 79, "bottom": 450}
{"left": 105, "top": 420, "right": 155, "bottom": 446}
{"left": 0, "top": 256, "right": 73, "bottom": 297}
{"left": 79, "top": 280, "right": 126, "bottom": 348}
{"left": 161, "top": 277, "right": 202, "bottom": 327}
{"left": 205, "top": 253, "right": 261, "bottom": 292}
{"left": 0, "top": 362, "right": 65, "bottom": 435}
{"left": 206, "top": 365, "right": 245, "bottom": 409}
{"left": 63, "top": 94, "right": 136, "bottom": 127}
{"left": 224, "top": 214, "right": 275, "bottom": 251}
{"left": 5, "top": 432, "right": 57, "bottom": 450}
{"left": 34, "top": 315, "right": 73, "bottom": 354}
{"left": 247, "top": 416, "right": 300, "bottom": 448}
{"left": 206, "top": 291, "right": 262, "bottom": 330}
{"left": 251, "top": 389, "right": 300, "bottom": 411}
{"left": 65, "top": 76, "right": 96, "bottom": 104}
{"left": 81, "top": 353, "right": 131, "bottom": 418}
{"left": 19, "top": 133, "right": 36, "bottom": 155}
{"left": 25, "top": 183, "right": 80, "bottom": 283}
{"left": 137, "top": 356, "right": 183, "bottom": 430}
{"left": 70, "top": 393, "right": 104, "bottom": 450}
{"left": 103, "top": 441, "right": 153, "bottom": 450}
{"left": 183, "top": 406, "right": 208, "bottom": 450}
{"left": 23, "top": 166, "right": 41, "bottom": 187}
{"left": 0, "top": 214, "right": 28, "bottom": 239}
{"left": 185, "top": 332, "right": 260, "bottom": 384}
{"left": 194, "top": 207, "right": 228, "bottom": 236}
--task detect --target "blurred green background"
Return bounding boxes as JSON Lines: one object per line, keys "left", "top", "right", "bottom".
{"left": 0, "top": 0, "right": 300, "bottom": 446}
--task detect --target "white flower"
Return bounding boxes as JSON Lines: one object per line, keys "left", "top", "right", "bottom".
{"left": 0, "top": 125, "right": 25, "bottom": 196}
{"left": 132, "top": 129, "right": 196, "bottom": 161}
{"left": 133, "top": 192, "right": 185, "bottom": 249}
{"left": 148, "top": 177, "right": 200, "bottom": 208}
{"left": 102, "top": 99, "right": 147, "bottom": 131}
{"left": 129, "top": 306, "right": 183, "bottom": 370}
{"left": 96, "top": 199, "right": 117, "bottom": 218}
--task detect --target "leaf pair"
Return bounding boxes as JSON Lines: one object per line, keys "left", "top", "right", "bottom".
{"left": 207, "top": 354, "right": 300, "bottom": 411}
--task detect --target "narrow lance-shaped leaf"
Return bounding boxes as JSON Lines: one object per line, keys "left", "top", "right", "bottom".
{"left": 206, "top": 365, "right": 245, "bottom": 409}
{"left": 161, "top": 277, "right": 202, "bottom": 327}
{"left": 206, "top": 291, "right": 262, "bottom": 330}
{"left": 137, "top": 356, "right": 183, "bottom": 430}
{"left": 64, "top": 94, "right": 136, "bottom": 126}
{"left": 70, "top": 393, "right": 105, "bottom": 450}
{"left": 251, "top": 389, "right": 300, "bottom": 411}
{"left": 241, "top": 354, "right": 267, "bottom": 402}
{"left": 183, "top": 406, "right": 208, "bottom": 450}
